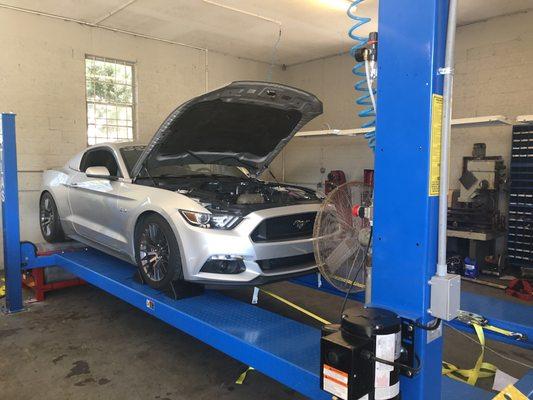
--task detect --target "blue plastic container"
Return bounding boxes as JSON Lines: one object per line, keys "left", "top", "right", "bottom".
{"left": 464, "top": 257, "right": 479, "bottom": 278}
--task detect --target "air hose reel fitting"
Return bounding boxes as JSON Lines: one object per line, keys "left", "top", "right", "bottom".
{"left": 354, "top": 32, "right": 378, "bottom": 63}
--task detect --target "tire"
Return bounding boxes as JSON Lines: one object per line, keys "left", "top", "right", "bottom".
{"left": 39, "top": 192, "right": 66, "bottom": 243}
{"left": 134, "top": 214, "right": 183, "bottom": 290}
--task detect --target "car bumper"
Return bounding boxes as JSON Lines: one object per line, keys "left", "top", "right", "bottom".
{"left": 200, "top": 267, "right": 318, "bottom": 288}
{"left": 169, "top": 203, "right": 320, "bottom": 284}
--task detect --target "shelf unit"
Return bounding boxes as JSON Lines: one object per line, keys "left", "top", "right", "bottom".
{"left": 516, "top": 115, "right": 533, "bottom": 123}
{"left": 451, "top": 115, "right": 512, "bottom": 127}
{"left": 296, "top": 115, "right": 512, "bottom": 137}
{"left": 295, "top": 127, "right": 373, "bottom": 137}
{"left": 507, "top": 123, "right": 533, "bottom": 275}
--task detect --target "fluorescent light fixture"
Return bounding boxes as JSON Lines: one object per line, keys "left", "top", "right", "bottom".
{"left": 315, "top": 0, "right": 352, "bottom": 11}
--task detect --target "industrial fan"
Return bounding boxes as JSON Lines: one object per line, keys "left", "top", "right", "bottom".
{"left": 313, "top": 181, "right": 373, "bottom": 294}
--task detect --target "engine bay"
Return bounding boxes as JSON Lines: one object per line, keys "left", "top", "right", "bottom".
{"left": 145, "top": 176, "right": 320, "bottom": 215}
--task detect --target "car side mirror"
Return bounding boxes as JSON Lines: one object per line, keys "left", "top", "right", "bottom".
{"left": 86, "top": 166, "right": 112, "bottom": 179}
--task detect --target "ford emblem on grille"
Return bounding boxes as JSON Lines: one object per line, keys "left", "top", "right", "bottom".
{"left": 293, "top": 219, "right": 311, "bottom": 230}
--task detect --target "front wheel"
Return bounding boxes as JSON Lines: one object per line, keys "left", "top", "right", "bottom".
{"left": 134, "top": 214, "right": 183, "bottom": 290}
{"left": 39, "top": 192, "right": 66, "bottom": 243}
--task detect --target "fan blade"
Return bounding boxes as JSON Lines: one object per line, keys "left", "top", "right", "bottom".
{"left": 324, "top": 234, "right": 359, "bottom": 270}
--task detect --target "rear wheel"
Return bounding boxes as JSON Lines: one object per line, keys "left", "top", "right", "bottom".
{"left": 134, "top": 214, "right": 183, "bottom": 290}
{"left": 39, "top": 192, "right": 65, "bottom": 243}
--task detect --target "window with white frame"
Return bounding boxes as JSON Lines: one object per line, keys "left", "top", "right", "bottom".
{"left": 85, "top": 56, "right": 135, "bottom": 145}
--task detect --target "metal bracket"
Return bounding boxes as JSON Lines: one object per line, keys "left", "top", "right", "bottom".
{"left": 399, "top": 318, "right": 417, "bottom": 378}
{"left": 252, "top": 286, "right": 260, "bottom": 304}
{"left": 438, "top": 67, "right": 454, "bottom": 75}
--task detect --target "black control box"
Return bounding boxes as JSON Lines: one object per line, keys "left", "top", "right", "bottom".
{"left": 320, "top": 307, "right": 401, "bottom": 400}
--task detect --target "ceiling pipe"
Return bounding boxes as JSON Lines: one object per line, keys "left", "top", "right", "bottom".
{"left": 0, "top": 3, "right": 206, "bottom": 51}
{"left": 201, "top": 0, "right": 282, "bottom": 27}
{"left": 93, "top": 0, "right": 138, "bottom": 24}
{"left": 200, "top": 0, "right": 283, "bottom": 81}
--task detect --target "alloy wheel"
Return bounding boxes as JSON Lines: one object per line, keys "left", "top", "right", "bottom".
{"left": 139, "top": 223, "right": 170, "bottom": 282}
{"left": 40, "top": 197, "right": 54, "bottom": 237}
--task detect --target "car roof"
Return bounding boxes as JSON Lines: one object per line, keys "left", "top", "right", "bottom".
{"left": 87, "top": 141, "right": 146, "bottom": 151}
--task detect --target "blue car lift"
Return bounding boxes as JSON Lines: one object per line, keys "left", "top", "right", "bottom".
{"left": 1, "top": 1, "right": 532, "bottom": 399}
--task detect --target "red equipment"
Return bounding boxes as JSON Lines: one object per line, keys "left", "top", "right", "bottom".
{"left": 506, "top": 279, "right": 533, "bottom": 301}
{"left": 325, "top": 170, "right": 347, "bottom": 194}
{"left": 363, "top": 169, "right": 374, "bottom": 187}
{"left": 21, "top": 242, "right": 86, "bottom": 301}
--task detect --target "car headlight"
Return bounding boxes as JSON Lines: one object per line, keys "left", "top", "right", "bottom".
{"left": 179, "top": 210, "right": 242, "bottom": 230}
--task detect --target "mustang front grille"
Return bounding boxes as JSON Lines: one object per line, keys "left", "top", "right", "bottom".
{"left": 250, "top": 212, "right": 317, "bottom": 242}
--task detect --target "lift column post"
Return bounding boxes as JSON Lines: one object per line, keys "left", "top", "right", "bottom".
{"left": 1, "top": 113, "right": 24, "bottom": 313}
{"left": 371, "top": 1, "right": 449, "bottom": 399}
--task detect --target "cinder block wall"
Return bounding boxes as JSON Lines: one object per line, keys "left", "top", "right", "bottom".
{"left": 0, "top": 8, "right": 281, "bottom": 252}
{"left": 273, "top": 10, "right": 533, "bottom": 191}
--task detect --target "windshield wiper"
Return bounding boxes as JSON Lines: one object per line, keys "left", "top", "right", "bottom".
{"left": 184, "top": 150, "right": 206, "bottom": 164}
{"left": 210, "top": 155, "right": 256, "bottom": 170}
{"left": 153, "top": 173, "right": 212, "bottom": 179}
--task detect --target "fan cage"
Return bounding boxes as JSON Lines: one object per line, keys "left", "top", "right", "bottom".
{"left": 313, "top": 181, "right": 372, "bottom": 293}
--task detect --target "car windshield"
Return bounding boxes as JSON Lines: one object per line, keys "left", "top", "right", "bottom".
{"left": 120, "top": 146, "right": 249, "bottom": 179}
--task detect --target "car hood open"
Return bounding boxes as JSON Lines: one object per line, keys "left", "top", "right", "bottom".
{"left": 131, "top": 81, "right": 323, "bottom": 178}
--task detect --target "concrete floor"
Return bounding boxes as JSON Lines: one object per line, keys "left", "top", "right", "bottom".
{"left": 0, "top": 279, "right": 531, "bottom": 399}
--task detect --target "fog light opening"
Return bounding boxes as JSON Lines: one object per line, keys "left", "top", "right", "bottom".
{"left": 200, "top": 256, "right": 246, "bottom": 274}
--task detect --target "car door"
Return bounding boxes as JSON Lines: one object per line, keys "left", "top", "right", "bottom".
{"left": 67, "top": 147, "right": 127, "bottom": 251}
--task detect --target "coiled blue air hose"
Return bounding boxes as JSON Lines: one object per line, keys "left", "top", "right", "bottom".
{"left": 347, "top": 0, "right": 376, "bottom": 151}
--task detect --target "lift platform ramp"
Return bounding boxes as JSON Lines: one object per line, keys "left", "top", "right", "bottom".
{"left": 18, "top": 243, "right": 497, "bottom": 400}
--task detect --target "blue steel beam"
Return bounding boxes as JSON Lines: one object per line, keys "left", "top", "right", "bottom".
{"left": 1, "top": 113, "right": 24, "bottom": 313}
{"left": 515, "top": 371, "right": 533, "bottom": 398}
{"left": 371, "top": 1, "right": 450, "bottom": 399}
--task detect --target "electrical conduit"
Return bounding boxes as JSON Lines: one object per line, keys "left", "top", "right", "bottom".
{"left": 437, "top": 0, "right": 458, "bottom": 277}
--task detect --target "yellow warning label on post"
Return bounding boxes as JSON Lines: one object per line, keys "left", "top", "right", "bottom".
{"left": 429, "top": 94, "right": 443, "bottom": 196}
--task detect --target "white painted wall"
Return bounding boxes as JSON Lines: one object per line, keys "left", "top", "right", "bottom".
{"left": 274, "top": 10, "right": 533, "bottom": 193}
{"left": 269, "top": 53, "right": 374, "bottom": 188}
{"left": 0, "top": 8, "right": 280, "bottom": 249}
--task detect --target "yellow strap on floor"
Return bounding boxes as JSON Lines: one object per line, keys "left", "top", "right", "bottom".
{"left": 492, "top": 384, "right": 529, "bottom": 400}
{"left": 235, "top": 366, "right": 255, "bottom": 385}
{"left": 259, "top": 288, "right": 332, "bottom": 325}
{"left": 0, "top": 282, "right": 5, "bottom": 298}
{"left": 442, "top": 323, "right": 497, "bottom": 385}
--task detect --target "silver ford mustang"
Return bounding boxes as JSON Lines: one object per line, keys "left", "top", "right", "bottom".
{"left": 40, "top": 81, "right": 323, "bottom": 289}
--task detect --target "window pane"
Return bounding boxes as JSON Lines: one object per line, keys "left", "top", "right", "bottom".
{"left": 87, "top": 103, "right": 95, "bottom": 124}
{"left": 85, "top": 56, "right": 134, "bottom": 145}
